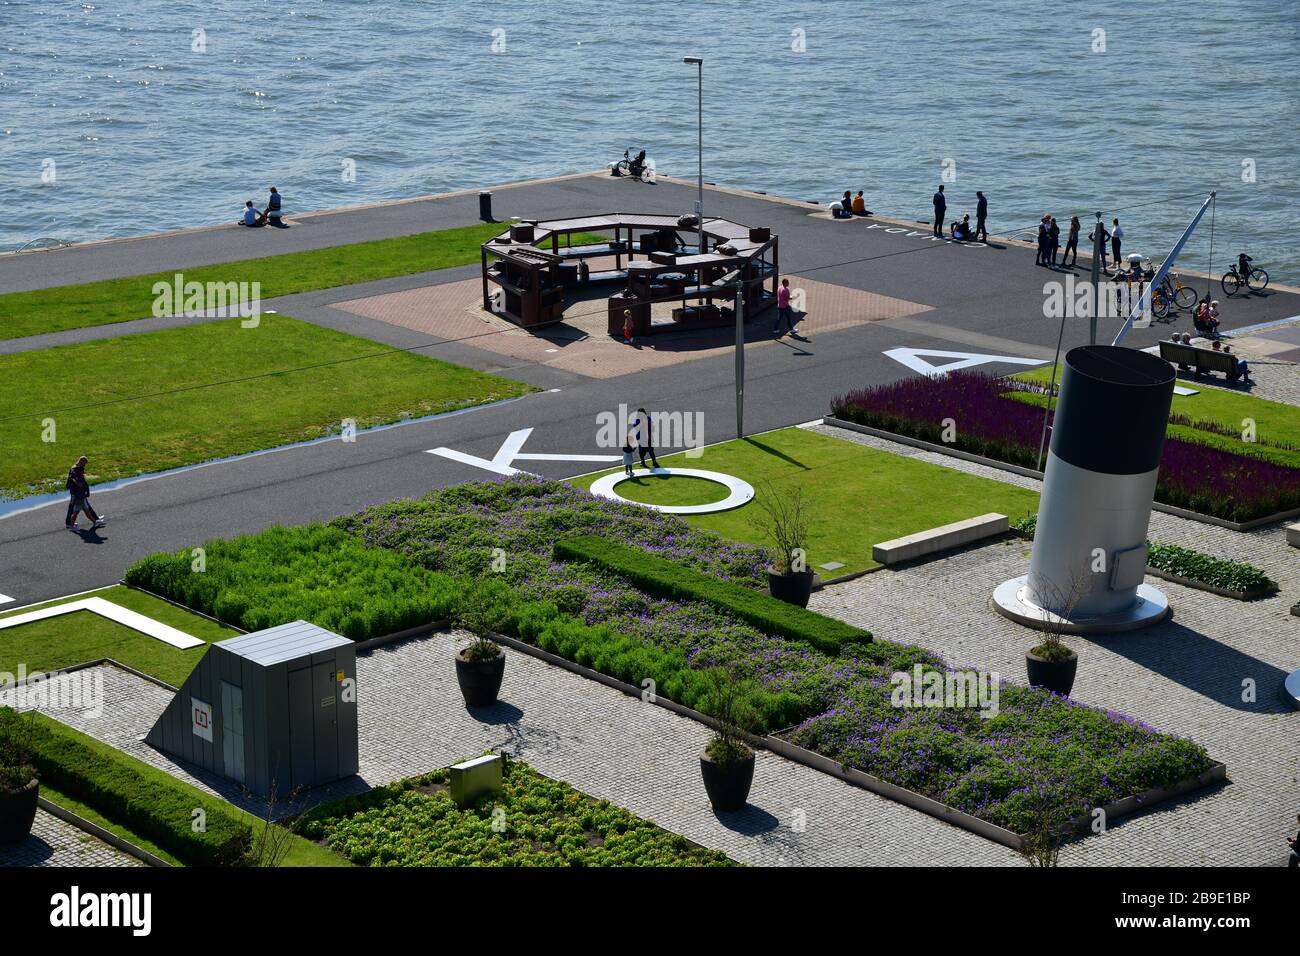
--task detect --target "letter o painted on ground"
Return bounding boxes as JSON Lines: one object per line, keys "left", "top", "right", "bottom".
{"left": 588, "top": 468, "right": 755, "bottom": 515}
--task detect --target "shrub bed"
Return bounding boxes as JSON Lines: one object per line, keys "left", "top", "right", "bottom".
{"left": 831, "top": 370, "right": 1300, "bottom": 522}
{"left": 1011, "top": 516, "right": 1275, "bottom": 597}
{"left": 124, "top": 523, "right": 462, "bottom": 640}
{"left": 0, "top": 708, "right": 251, "bottom": 865}
{"left": 1146, "top": 543, "right": 1276, "bottom": 595}
{"left": 297, "top": 757, "right": 733, "bottom": 867}
{"left": 554, "top": 534, "right": 871, "bottom": 654}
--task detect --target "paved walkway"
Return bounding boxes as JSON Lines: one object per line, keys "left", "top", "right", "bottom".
{"left": 0, "top": 809, "right": 142, "bottom": 867}
{"left": 805, "top": 421, "right": 1300, "bottom": 866}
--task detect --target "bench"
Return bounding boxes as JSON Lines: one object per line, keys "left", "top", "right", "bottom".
{"left": 1158, "top": 340, "right": 1242, "bottom": 381}
{"left": 872, "top": 513, "right": 1009, "bottom": 566}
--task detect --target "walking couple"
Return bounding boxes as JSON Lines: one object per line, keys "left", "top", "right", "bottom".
{"left": 621, "top": 407, "right": 661, "bottom": 477}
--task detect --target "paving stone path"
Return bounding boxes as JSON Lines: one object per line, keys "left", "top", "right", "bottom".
{"left": 0, "top": 809, "right": 142, "bottom": 867}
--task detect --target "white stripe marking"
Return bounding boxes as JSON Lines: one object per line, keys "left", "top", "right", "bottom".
{"left": 0, "top": 596, "right": 204, "bottom": 649}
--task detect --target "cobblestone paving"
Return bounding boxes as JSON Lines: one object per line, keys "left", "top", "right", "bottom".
{"left": 805, "top": 421, "right": 1300, "bottom": 866}
{"left": 0, "top": 809, "right": 142, "bottom": 867}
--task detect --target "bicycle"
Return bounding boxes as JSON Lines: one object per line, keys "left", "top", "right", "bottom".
{"left": 1221, "top": 254, "right": 1269, "bottom": 296}
{"left": 1149, "top": 269, "right": 1197, "bottom": 320}
{"left": 614, "top": 148, "right": 652, "bottom": 181}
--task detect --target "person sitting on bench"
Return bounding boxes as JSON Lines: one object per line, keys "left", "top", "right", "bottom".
{"left": 1221, "top": 343, "right": 1252, "bottom": 383}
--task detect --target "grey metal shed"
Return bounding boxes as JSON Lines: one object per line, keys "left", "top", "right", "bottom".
{"left": 145, "top": 620, "right": 359, "bottom": 799}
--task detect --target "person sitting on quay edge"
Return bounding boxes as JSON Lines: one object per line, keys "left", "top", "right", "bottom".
{"left": 851, "top": 190, "right": 872, "bottom": 216}
{"left": 950, "top": 214, "right": 974, "bottom": 241}
{"left": 831, "top": 190, "right": 854, "bottom": 219}
{"left": 240, "top": 200, "right": 263, "bottom": 227}
{"left": 1194, "top": 297, "right": 1221, "bottom": 336}
{"left": 261, "top": 186, "right": 283, "bottom": 223}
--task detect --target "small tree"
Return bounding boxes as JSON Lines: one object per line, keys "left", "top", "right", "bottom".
{"left": 1028, "top": 571, "right": 1090, "bottom": 662}
{"left": 0, "top": 709, "right": 37, "bottom": 796}
{"left": 455, "top": 579, "right": 507, "bottom": 661}
{"left": 699, "top": 669, "right": 760, "bottom": 765}
{"left": 1017, "top": 774, "right": 1065, "bottom": 868}
{"left": 748, "top": 481, "right": 810, "bottom": 573}
{"left": 242, "top": 781, "right": 301, "bottom": 868}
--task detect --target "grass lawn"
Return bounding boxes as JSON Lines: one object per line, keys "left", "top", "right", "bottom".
{"left": 0, "top": 585, "right": 232, "bottom": 686}
{"left": 0, "top": 223, "right": 614, "bottom": 339}
{"left": 0, "top": 312, "right": 534, "bottom": 499}
{"left": 571, "top": 427, "right": 1040, "bottom": 575}
{"left": 1011, "top": 366, "right": 1300, "bottom": 467}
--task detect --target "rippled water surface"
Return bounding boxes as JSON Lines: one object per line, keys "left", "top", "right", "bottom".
{"left": 2, "top": 0, "right": 1297, "bottom": 281}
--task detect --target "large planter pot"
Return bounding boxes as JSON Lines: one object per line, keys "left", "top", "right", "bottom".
{"left": 699, "top": 750, "right": 755, "bottom": 812}
{"left": 0, "top": 778, "right": 39, "bottom": 844}
{"left": 1025, "top": 648, "right": 1078, "bottom": 697}
{"left": 455, "top": 648, "right": 506, "bottom": 707}
{"left": 767, "top": 567, "right": 815, "bottom": 608}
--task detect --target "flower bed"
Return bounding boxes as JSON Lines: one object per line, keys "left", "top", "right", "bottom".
{"left": 336, "top": 476, "right": 1211, "bottom": 833}
{"left": 831, "top": 371, "right": 1300, "bottom": 522}
{"left": 296, "top": 757, "right": 733, "bottom": 867}
{"left": 129, "top": 476, "right": 1214, "bottom": 835}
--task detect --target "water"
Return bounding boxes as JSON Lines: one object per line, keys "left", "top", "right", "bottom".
{"left": 3, "top": 0, "right": 1298, "bottom": 282}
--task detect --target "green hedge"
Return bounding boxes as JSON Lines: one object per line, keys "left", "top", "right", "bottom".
{"left": 554, "top": 535, "right": 871, "bottom": 655}
{"left": 124, "top": 523, "right": 463, "bottom": 640}
{"left": 0, "top": 708, "right": 251, "bottom": 865}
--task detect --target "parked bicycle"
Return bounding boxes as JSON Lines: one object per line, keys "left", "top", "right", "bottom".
{"left": 1151, "top": 265, "right": 1198, "bottom": 319}
{"left": 613, "top": 148, "right": 653, "bottom": 181}
{"left": 1221, "top": 253, "right": 1269, "bottom": 296}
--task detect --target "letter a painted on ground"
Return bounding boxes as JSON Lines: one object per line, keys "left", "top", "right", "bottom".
{"left": 882, "top": 347, "right": 1047, "bottom": 377}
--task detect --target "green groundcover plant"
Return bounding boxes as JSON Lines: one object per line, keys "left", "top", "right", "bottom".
{"left": 297, "top": 757, "right": 733, "bottom": 867}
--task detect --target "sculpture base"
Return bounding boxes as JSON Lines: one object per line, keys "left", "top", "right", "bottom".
{"left": 1283, "top": 668, "right": 1300, "bottom": 710}
{"left": 992, "top": 576, "right": 1170, "bottom": 635}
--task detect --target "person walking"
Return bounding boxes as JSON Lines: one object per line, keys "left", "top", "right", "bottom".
{"left": 1110, "top": 218, "right": 1124, "bottom": 268}
{"left": 773, "top": 277, "right": 795, "bottom": 335}
{"left": 1048, "top": 216, "right": 1061, "bottom": 267}
{"left": 64, "top": 456, "right": 105, "bottom": 531}
{"left": 932, "top": 185, "right": 946, "bottom": 237}
{"left": 1061, "top": 215, "right": 1081, "bottom": 267}
{"left": 630, "top": 407, "right": 660, "bottom": 470}
{"left": 974, "top": 191, "right": 988, "bottom": 241}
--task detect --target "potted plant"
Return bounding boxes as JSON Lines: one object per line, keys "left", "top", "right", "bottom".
{"left": 698, "top": 669, "right": 759, "bottom": 812}
{"left": 1024, "top": 575, "right": 1083, "bottom": 697}
{"left": 750, "top": 482, "right": 815, "bottom": 607}
{"left": 453, "top": 581, "right": 507, "bottom": 708}
{"left": 0, "top": 712, "right": 39, "bottom": 845}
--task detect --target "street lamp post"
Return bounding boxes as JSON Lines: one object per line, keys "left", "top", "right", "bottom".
{"left": 683, "top": 57, "right": 703, "bottom": 254}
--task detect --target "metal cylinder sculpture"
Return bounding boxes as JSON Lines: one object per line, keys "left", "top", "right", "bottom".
{"left": 994, "top": 345, "right": 1175, "bottom": 633}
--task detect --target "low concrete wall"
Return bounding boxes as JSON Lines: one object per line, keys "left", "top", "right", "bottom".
{"left": 873, "top": 513, "right": 1008, "bottom": 565}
